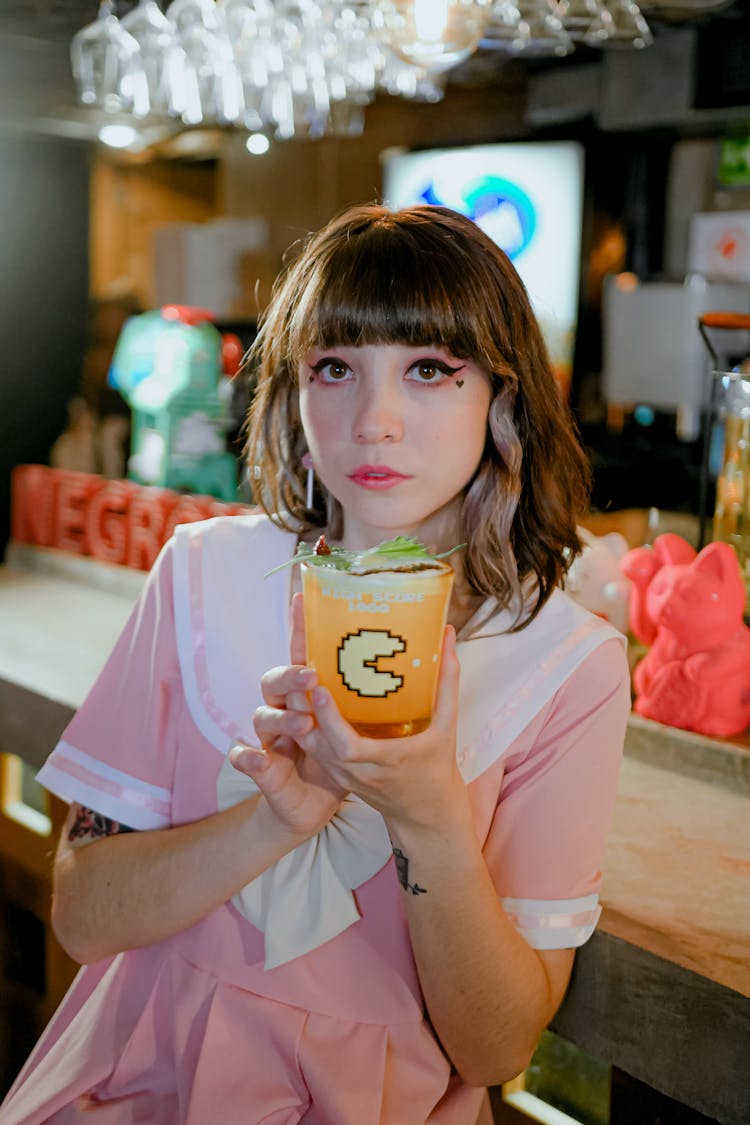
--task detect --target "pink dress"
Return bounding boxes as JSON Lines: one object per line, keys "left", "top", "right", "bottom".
{"left": 0, "top": 515, "right": 631, "bottom": 1125}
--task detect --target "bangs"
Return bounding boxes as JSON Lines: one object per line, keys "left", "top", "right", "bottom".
{"left": 287, "top": 216, "right": 489, "bottom": 362}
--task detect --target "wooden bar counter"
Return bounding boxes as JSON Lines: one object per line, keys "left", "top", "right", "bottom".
{"left": 1, "top": 545, "right": 748, "bottom": 1123}
{"left": 552, "top": 720, "right": 750, "bottom": 1124}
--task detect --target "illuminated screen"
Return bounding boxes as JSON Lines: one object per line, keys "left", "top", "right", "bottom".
{"left": 383, "top": 141, "right": 585, "bottom": 394}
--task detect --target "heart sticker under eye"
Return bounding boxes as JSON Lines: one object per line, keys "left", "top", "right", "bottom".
{"left": 456, "top": 379, "right": 464, "bottom": 388}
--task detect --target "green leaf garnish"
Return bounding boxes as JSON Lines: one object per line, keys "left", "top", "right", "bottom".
{"left": 264, "top": 535, "right": 464, "bottom": 578}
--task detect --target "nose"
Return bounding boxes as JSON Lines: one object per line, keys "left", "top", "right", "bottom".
{"left": 352, "top": 379, "right": 404, "bottom": 444}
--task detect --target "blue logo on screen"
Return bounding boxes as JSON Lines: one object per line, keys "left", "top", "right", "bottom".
{"left": 419, "top": 176, "right": 536, "bottom": 260}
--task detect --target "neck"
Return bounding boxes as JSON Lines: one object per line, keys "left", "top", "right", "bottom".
{"left": 338, "top": 497, "right": 465, "bottom": 556}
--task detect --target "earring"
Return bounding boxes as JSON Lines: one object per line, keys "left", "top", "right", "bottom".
{"left": 302, "top": 451, "right": 314, "bottom": 509}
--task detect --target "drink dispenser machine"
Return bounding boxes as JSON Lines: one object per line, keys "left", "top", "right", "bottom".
{"left": 109, "top": 304, "right": 242, "bottom": 501}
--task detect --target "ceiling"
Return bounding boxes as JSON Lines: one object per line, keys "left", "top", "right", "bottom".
{"left": 0, "top": 0, "right": 745, "bottom": 148}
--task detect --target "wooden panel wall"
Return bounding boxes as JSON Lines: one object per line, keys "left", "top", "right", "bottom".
{"left": 88, "top": 80, "right": 527, "bottom": 317}
{"left": 217, "top": 81, "right": 528, "bottom": 310}
{"left": 90, "top": 158, "right": 218, "bottom": 307}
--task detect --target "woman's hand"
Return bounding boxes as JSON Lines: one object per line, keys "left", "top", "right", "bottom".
{"left": 294, "top": 623, "right": 468, "bottom": 835}
{"left": 230, "top": 594, "right": 348, "bottom": 841}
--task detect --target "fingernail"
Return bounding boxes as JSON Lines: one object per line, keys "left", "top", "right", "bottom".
{"left": 230, "top": 744, "right": 267, "bottom": 771}
{"left": 295, "top": 668, "right": 316, "bottom": 688}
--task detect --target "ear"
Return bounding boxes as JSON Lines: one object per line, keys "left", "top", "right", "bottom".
{"left": 653, "top": 532, "right": 697, "bottom": 568}
{"left": 692, "top": 540, "right": 740, "bottom": 583}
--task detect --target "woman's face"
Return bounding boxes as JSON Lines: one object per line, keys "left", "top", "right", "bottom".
{"left": 298, "top": 342, "right": 493, "bottom": 551}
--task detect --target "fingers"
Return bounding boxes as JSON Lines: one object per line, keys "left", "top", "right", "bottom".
{"left": 260, "top": 664, "right": 317, "bottom": 709}
{"left": 259, "top": 594, "right": 315, "bottom": 708}
{"left": 229, "top": 740, "right": 294, "bottom": 804}
{"left": 253, "top": 704, "right": 314, "bottom": 748}
{"left": 289, "top": 592, "right": 307, "bottom": 666}
{"left": 229, "top": 740, "right": 272, "bottom": 778}
{"left": 305, "top": 684, "right": 354, "bottom": 754}
{"left": 256, "top": 596, "right": 312, "bottom": 725}
{"left": 430, "top": 625, "right": 460, "bottom": 734}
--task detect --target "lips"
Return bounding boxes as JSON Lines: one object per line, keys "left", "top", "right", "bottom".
{"left": 348, "top": 465, "right": 411, "bottom": 489}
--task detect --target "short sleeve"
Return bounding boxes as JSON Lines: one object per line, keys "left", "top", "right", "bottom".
{"left": 484, "top": 637, "right": 631, "bottom": 949}
{"left": 36, "top": 538, "right": 182, "bottom": 830}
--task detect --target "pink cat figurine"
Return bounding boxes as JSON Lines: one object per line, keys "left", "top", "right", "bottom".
{"left": 621, "top": 533, "right": 697, "bottom": 645}
{"left": 566, "top": 528, "right": 631, "bottom": 634}
{"left": 633, "top": 540, "right": 750, "bottom": 738}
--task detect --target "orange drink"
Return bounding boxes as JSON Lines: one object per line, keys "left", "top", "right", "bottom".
{"left": 302, "top": 560, "right": 454, "bottom": 738}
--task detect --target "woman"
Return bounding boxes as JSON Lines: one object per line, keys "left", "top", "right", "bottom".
{"left": 1, "top": 204, "right": 629, "bottom": 1124}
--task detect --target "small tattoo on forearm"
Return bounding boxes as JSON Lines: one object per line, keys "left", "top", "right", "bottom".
{"left": 68, "top": 805, "right": 134, "bottom": 842}
{"left": 393, "top": 847, "right": 427, "bottom": 895}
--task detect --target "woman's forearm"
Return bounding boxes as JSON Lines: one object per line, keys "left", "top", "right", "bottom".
{"left": 386, "top": 801, "right": 574, "bottom": 1088}
{"left": 52, "top": 797, "right": 304, "bottom": 963}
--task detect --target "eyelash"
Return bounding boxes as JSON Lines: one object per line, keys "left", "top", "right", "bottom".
{"left": 311, "top": 358, "right": 352, "bottom": 382}
{"left": 407, "top": 360, "right": 463, "bottom": 384}
{"left": 309, "top": 357, "right": 463, "bottom": 385}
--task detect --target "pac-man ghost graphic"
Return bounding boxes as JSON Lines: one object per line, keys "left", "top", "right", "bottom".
{"left": 338, "top": 629, "right": 407, "bottom": 697}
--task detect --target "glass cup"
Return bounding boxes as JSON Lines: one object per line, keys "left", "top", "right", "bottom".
{"left": 301, "top": 560, "right": 454, "bottom": 738}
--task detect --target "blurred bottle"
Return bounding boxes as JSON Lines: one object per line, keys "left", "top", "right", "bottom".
{"left": 713, "top": 360, "right": 750, "bottom": 582}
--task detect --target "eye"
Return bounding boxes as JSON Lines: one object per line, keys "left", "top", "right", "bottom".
{"left": 311, "top": 357, "right": 353, "bottom": 383}
{"left": 406, "top": 359, "right": 464, "bottom": 384}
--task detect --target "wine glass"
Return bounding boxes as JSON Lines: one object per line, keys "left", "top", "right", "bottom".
{"left": 478, "top": 0, "right": 531, "bottom": 56}
{"left": 588, "top": 0, "right": 652, "bottom": 49}
{"left": 70, "top": 0, "right": 141, "bottom": 112}
{"left": 557, "top": 0, "right": 614, "bottom": 42}
{"left": 120, "top": 0, "right": 180, "bottom": 117}
{"left": 166, "top": 0, "right": 241, "bottom": 123}
{"left": 516, "top": 0, "right": 573, "bottom": 57}
{"left": 375, "top": 0, "right": 494, "bottom": 71}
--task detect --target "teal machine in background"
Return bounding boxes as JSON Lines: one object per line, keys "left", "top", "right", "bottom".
{"left": 109, "top": 305, "right": 242, "bottom": 502}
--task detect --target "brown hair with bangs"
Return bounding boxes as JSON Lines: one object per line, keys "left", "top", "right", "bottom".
{"left": 244, "top": 203, "right": 590, "bottom": 630}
